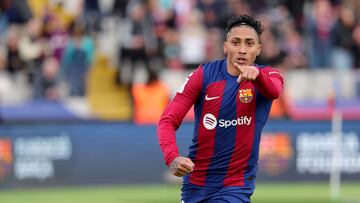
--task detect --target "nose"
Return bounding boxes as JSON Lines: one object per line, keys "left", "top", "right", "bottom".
{"left": 238, "top": 43, "right": 246, "bottom": 54}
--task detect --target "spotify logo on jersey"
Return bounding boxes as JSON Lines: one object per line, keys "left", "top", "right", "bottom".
{"left": 203, "top": 113, "right": 217, "bottom": 130}
{"left": 203, "top": 113, "right": 252, "bottom": 130}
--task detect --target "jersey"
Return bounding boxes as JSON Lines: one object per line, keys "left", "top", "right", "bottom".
{"left": 157, "top": 59, "right": 284, "bottom": 188}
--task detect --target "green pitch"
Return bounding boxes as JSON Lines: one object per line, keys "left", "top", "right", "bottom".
{"left": 0, "top": 182, "right": 359, "bottom": 203}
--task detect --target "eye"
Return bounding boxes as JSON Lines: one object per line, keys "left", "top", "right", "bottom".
{"left": 232, "top": 41, "right": 239, "bottom": 46}
{"left": 247, "top": 41, "right": 255, "bottom": 46}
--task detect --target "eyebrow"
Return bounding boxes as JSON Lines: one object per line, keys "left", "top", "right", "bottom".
{"left": 231, "top": 37, "right": 257, "bottom": 42}
{"left": 226, "top": 32, "right": 259, "bottom": 43}
{"left": 226, "top": 26, "right": 260, "bottom": 42}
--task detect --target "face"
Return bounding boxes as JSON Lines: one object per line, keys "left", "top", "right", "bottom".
{"left": 223, "top": 26, "right": 261, "bottom": 66}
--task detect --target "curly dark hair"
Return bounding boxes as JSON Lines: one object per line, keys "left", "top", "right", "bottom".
{"left": 225, "top": 15, "right": 265, "bottom": 39}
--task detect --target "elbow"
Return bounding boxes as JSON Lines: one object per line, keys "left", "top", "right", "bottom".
{"left": 157, "top": 115, "right": 179, "bottom": 132}
{"left": 266, "top": 88, "right": 283, "bottom": 100}
{"left": 271, "top": 90, "right": 282, "bottom": 100}
{"left": 268, "top": 82, "right": 283, "bottom": 99}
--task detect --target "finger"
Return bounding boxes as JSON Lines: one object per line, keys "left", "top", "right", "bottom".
{"left": 244, "top": 72, "right": 250, "bottom": 80}
{"left": 171, "top": 164, "right": 186, "bottom": 175}
{"left": 251, "top": 72, "right": 257, "bottom": 80}
{"left": 185, "top": 158, "right": 195, "bottom": 170}
{"left": 177, "top": 171, "right": 189, "bottom": 177}
{"left": 176, "top": 159, "right": 191, "bottom": 171}
{"left": 247, "top": 72, "right": 253, "bottom": 80}
{"left": 247, "top": 69, "right": 258, "bottom": 80}
{"left": 177, "top": 165, "right": 190, "bottom": 174}
{"left": 242, "top": 72, "right": 249, "bottom": 81}
{"left": 251, "top": 67, "right": 259, "bottom": 78}
{"left": 185, "top": 158, "right": 194, "bottom": 166}
{"left": 184, "top": 159, "right": 194, "bottom": 172}
{"left": 174, "top": 166, "right": 189, "bottom": 176}
{"left": 237, "top": 73, "right": 242, "bottom": 83}
{"left": 234, "top": 63, "right": 241, "bottom": 71}
{"left": 173, "top": 170, "right": 186, "bottom": 177}
{"left": 179, "top": 162, "right": 193, "bottom": 172}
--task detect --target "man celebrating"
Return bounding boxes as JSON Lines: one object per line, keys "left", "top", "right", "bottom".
{"left": 157, "top": 15, "right": 284, "bottom": 203}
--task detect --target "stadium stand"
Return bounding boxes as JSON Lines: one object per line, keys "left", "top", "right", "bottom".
{"left": 0, "top": 0, "right": 359, "bottom": 122}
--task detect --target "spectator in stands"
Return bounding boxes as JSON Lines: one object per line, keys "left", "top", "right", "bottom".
{"left": 111, "top": 0, "right": 129, "bottom": 19}
{"left": 18, "top": 17, "right": 46, "bottom": 84}
{"left": 0, "top": 0, "right": 359, "bottom": 122}
{"left": 42, "top": 1, "right": 75, "bottom": 36}
{"left": 118, "top": 0, "right": 157, "bottom": 87}
{"left": 197, "top": 0, "right": 228, "bottom": 29}
{"left": 162, "top": 27, "right": 182, "bottom": 70}
{"left": 132, "top": 69, "right": 169, "bottom": 124}
{"left": 0, "top": 1, "right": 9, "bottom": 43}
{"left": 331, "top": 3, "right": 356, "bottom": 70}
{"left": 6, "top": 25, "right": 25, "bottom": 76}
{"left": 279, "top": 0, "right": 305, "bottom": 32}
{"left": 61, "top": 21, "right": 94, "bottom": 97}
{"left": 179, "top": 9, "right": 207, "bottom": 70}
{"left": 46, "top": 15, "right": 69, "bottom": 63}
{"left": 1, "top": 34, "right": 30, "bottom": 104}
{"left": 278, "top": 17, "right": 308, "bottom": 69}
{"left": 226, "top": 0, "right": 251, "bottom": 23}
{"left": 352, "top": 21, "right": 360, "bottom": 69}
{"left": 0, "top": 48, "right": 5, "bottom": 71}
{"left": 33, "top": 56, "right": 60, "bottom": 100}
{"left": 148, "top": 0, "right": 177, "bottom": 69}
{"left": 0, "top": 48, "right": 13, "bottom": 104}
{"left": 305, "top": 0, "right": 337, "bottom": 69}
{"left": 82, "top": 0, "right": 102, "bottom": 34}
{"left": 5, "top": 0, "right": 33, "bottom": 24}
{"left": 254, "top": 15, "right": 286, "bottom": 67}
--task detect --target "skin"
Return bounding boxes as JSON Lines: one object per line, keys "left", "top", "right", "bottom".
{"left": 223, "top": 25, "right": 261, "bottom": 82}
{"left": 169, "top": 25, "right": 262, "bottom": 177}
{"left": 169, "top": 157, "right": 194, "bottom": 177}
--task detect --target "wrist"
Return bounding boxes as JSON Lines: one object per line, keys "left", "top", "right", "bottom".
{"left": 166, "top": 154, "right": 179, "bottom": 166}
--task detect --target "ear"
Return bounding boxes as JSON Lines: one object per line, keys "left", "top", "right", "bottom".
{"left": 223, "top": 42, "right": 228, "bottom": 55}
{"left": 256, "top": 44, "right": 261, "bottom": 56}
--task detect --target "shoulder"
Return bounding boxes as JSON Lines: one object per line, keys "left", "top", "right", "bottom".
{"left": 256, "top": 64, "right": 281, "bottom": 72}
{"left": 256, "top": 64, "right": 284, "bottom": 78}
{"left": 202, "top": 59, "right": 226, "bottom": 68}
{"left": 201, "top": 59, "right": 226, "bottom": 75}
{"left": 255, "top": 64, "right": 272, "bottom": 69}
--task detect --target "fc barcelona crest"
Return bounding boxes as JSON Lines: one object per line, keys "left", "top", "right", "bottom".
{"left": 239, "top": 89, "right": 253, "bottom": 103}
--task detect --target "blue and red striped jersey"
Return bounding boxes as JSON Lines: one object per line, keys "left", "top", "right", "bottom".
{"left": 157, "top": 59, "right": 283, "bottom": 188}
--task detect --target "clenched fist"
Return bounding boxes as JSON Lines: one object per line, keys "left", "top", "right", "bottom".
{"left": 169, "top": 157, "right": 195, "bottom": 177}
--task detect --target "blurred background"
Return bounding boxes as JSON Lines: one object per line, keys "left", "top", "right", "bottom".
{"left": 0, "top": 0, "right": 359, "bottom": 202}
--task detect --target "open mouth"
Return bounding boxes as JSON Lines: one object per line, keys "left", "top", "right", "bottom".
{"left": 236, "top": 57, "right": 247, "bottom": 64}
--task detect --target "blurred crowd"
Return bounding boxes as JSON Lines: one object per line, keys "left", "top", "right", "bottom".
{"left": 0, "top": 0, "right": 359, "bottom": 121}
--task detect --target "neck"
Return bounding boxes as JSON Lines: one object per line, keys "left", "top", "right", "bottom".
{"left": 226, "top": 60, "right": 241, "bottom": 76}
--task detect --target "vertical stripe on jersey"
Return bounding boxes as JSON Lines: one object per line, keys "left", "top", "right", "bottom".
{"left": 246, "top": 91, "right": 272, "bottom": 177}
{"left": 189, "top": 80, "right": 226, "bottom": 186}
{"left": 204, "top": 79, "right": 238, "bottom": 186}
{"left": 223, "top": 82, "right": 257, "bottom": 186}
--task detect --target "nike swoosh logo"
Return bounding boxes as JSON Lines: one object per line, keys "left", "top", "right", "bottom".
{"left": 205, "top": 95, "right": 220, "bottom": 101}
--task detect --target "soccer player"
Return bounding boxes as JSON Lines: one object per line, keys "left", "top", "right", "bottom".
{"left": 157, "top": 15, "right": 284, "bottom": 203}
